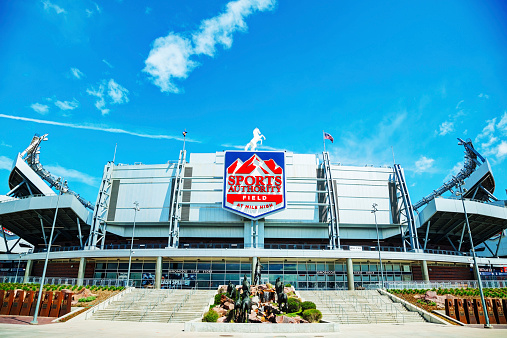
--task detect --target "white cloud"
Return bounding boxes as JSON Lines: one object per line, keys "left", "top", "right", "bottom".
{"left": 414, "top": 156, "right": 434, "bottom": 174}
{"left": 474, "top": 113, "right": 507, "bottom": 163}
{"left": 86, "top": 84, "right": 108, "bottom": 115}
{"left": 478, "top": 93, "right": 489, "bottom": 99}
{"left": 55, "top": 99, "right": 79, "bottom": 111}
{"left": 70, "top": 67, "right": 84, "bottom": 79}
{"left": 87, "top": 79, "right": 129, "bottom": 115}
{"left": 45, "top": 165, "right": 98, "bottom": 186}
{"left": 143, "top": 35, "right": 196, "bottom": 93}
{"left": 143, "top": 0, "right": 276, "bottom": 93}
{"left": 455, "top": 100, "right": 464, "bottom": 110}
{"left": 30, "top": 103, "right": 49, "bottom": 114}
{"left": 329, "top": 112, "right": 407, "bottom": 166}
{"left": 438, "top": 121, "right": 454, "bottom": 136}
{"left": 497, "top": 111, "right": 507, "bottom": 133}
{"left": 0, "top": 156, "right": 13, "bottom": 171}
{"left": 145, "top": 7, "right": 152, "bottom": 14}
{"left": 42, "top": 1, "right": 65, "bottom": 14}
{"left": 102, "top": 59, "right": 113, "bottom": 68}
{"left": 86, "top": 3, "right": 101, "bottom": 17}
{"left": 443, "top": 161, "right": 463, "bottom": 182}
{"left": 107, "top": 79, "right": 129, "bottom": 104}
{"left": 0, "top": 141, "right": 12, "bottom": 148}
{"left": 497, "top": 141, "right": 507, "bottom": 159}
{"left": 0, "top": 113, "right": 198, "bottom": 142}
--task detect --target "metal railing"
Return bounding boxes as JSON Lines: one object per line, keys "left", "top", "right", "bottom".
{"left": 0, "top": 275, "right": 133, "bottom": 287}
{"left": 84, "top": 287, "right": 133, "bottom": 320}
{"left": 385, "top": 279, "right": 507, "bottom": 290}
{"left": 313, "top": 290, "right": 350, "bottom": 324}
{"left": 168, "top": 286, "right": 197, "bottom": 322}
{"left": 30, "top": 242, "right": 477, "bottom": 257}
{"left": 357, "top": 290, "right": 405, "bottom": 323}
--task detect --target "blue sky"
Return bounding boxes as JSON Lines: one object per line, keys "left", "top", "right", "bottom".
{"left": 0, "top": 0, "right": 506, "bottom": 207}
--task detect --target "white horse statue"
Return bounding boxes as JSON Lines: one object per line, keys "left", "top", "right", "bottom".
{"left": 244, "top": 128, "right": 266, "bottom": 151}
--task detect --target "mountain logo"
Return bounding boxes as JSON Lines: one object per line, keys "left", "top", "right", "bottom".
{"left": 223, "top": 151, "right": 286, "bottom": 219}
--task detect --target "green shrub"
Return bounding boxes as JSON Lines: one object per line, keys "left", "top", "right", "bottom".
{"left": 302, "top": 309, "right": 322, "bottom": 323}
{"left": 78, "top": 296, "right": 97, "bottom": 303}
{"left": 287, "top": 297, "right": 301, "bottom": 313}
{"left": 301, "top": 301, "right": 316, "bottom": 312}
{"left": 285, "top": 283, "right": 292, "bottom": 287}
{"left": 202, "top": 310, "right": 219, "bottom": 322}
{"left": 214, "top": 292, "right": 226, "bottom": 305}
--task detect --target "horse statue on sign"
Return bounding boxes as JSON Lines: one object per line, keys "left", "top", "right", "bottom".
{"left": 244, "top": 128, "right": 266, "bottom": 151}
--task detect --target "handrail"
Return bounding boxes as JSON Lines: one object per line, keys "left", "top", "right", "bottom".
{"left": 168, "top": 286, "right": 197, "bottom": 322}
{"left": 313, "top": 290, "right": 349, "bottom": 324}
{"left": 359, "top": 290, "right": 405, "bottom": 323}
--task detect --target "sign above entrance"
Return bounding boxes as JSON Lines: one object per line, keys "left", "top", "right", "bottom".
{"left": 223, "top": 151, "right": 286, "bottom": 220}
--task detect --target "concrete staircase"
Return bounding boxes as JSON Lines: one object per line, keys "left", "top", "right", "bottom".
{"left": 299, "top": 290, "right": 426, "bottom": 324}
{"left": 90, "top": 288, "right": 215, "bottom": 323}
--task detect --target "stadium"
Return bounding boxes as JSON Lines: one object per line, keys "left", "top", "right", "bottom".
{"left": 0, "top": 132, "right": 506, "bottom": 290}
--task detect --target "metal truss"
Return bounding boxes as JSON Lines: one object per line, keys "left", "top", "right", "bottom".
{"left": 413, "top": 138, "right": 485, "bottom": 210}
{"left": 19, "top": 133, "right": 94, "bottom": 210}
{"left": 87, "top": 161, "right": 113, "bottom": 249}
{"left": 167, "top": 150, "right": 186, "bottom": 248}
{"left": 394, "top": 164, "right": 420, "bottom": 251}
{"left": 322, "top": 152, "right": 340, "bottom": 249}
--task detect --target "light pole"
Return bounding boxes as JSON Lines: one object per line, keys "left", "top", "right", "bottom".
{"left": 15, "top": 253, "right": 23, "bottom": 282}
{"left": 456, "top": 181, "right": 491, "bottom": 328}
{"left": 31, "top": 180, "right": 66, "bottom": 325}
{"left": 372, "top": 203, "right": 385, "bottom": 289}
{"left": 126, "top": 201, "right": 140, "bottom": 288}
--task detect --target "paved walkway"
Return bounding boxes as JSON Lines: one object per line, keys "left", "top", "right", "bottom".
{"left": 0, "top": 315, "right": 55, "bottom": 325}
{"left": 0, "top": 321, "right": 506, "bottom": 337}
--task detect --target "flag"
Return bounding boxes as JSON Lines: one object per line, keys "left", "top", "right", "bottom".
{"left": 182, "top": 130, "right": 187, "bottom": 137}
{"left": 324, "top": 132, "right": 334, "bottom": 143}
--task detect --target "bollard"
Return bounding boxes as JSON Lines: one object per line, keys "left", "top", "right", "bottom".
{"left": 59, "top": 292, "right": 73, "bottom": 317}
{"left": 39, "top": 292, "right": 53, "bottom": 317}
{"left": 49, "top": 291, "right": 63, "bottom": 317}
{"left": 29, "top": 291, "right": 41, "bottom": 316}
{"left": 0, "top": 290, "right": 14, "bottom": 315}
{"left": 485, "top": 298, "right": 497, "bottom": 324}
{"left": 20, "top": 291, "right": 34, "bottom": 316}
{"left": 493, "top": 298, "right": 506, "bottom": 324}
{"left": 445, "top": 298, "right": 457, "bottom": 320}
{"left": 473, "top": 298, "right": 486, "bottom": 324}
{"left": 9, "top": 290, "right": 25, "bottom": 315}
{"left": 454, "top": 299, "right": 467, "bottom": 324}
{"left": 464, "top": 299, "right": 477, "bottom": 324}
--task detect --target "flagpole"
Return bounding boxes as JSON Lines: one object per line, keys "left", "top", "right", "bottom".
{"left": 323, "top": 130, "right": 326, "bottom": 153}
{"left": 182, "top": 130, "right": 186, "bottom": 152}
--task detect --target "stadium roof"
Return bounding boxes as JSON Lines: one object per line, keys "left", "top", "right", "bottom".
{"left": 0, "top": 194, "right": 90, "bottom": 247}
{"left": 417, "top": 197, "right": 507, "bottom": 252}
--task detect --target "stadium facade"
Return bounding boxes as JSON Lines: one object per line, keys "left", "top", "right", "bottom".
{"left": 1, "top": 133, "right": 507, "bottom": 289}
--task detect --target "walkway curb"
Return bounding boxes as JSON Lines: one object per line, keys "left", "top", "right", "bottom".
{"left": 378, "top": 289, "right": 449, "bottom": 325}
{"left": 184, "top": 322, "right": 340, "bottom": 333}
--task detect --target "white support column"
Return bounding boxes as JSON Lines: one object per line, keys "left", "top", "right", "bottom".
{"left": 77, "top": 257, "right": 86, "bottom": 286}
{"left": 244, "top": 221, "right": 253, "bottom": 248}
{"left": 421, "top": 260, "right": 430, "bottom": 282}
{"left": 346, "top": 258, "right": 354, "bottom": 290}
{"left": 155, "top": 256, "right": 162, "bottom": 289}
{"left": 24, "top": 259, "right": 33, "bottom": 283}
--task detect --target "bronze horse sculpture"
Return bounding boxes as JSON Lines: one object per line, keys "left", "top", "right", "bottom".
{"left": 227, "top": 281, "right": 238, "bottom": 300}
{"left": 275, "top": 277, "right": 288, "bottom": 312}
